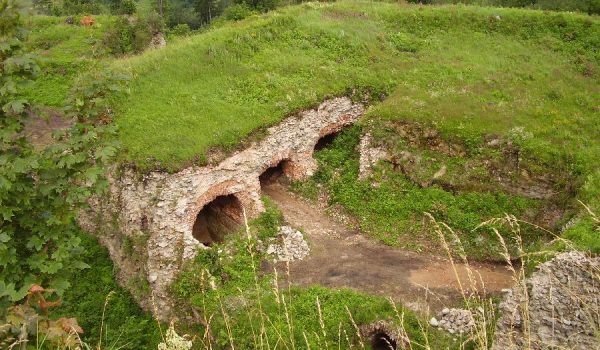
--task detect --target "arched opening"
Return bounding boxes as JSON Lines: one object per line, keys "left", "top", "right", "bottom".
{"left": 314, "top": 131, "right": 340, "bottom": 151}
{"left": 371, "top": 332, "right": 397, "bottom": 350}
{"left": 192, "top": 194, "right": 243, "bottom": 246}
{"left": 260, "top": 159, "right": 290, "bottom": 187}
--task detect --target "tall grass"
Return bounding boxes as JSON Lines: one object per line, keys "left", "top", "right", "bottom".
{"left": 7, "top": 207, "right": 598, "bottom": 349}
{"left": 170, "top": 208, "right": 597, "bottom": 349}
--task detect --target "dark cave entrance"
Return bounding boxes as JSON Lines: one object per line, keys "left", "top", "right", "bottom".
{"left": 314, "top": 131, "right": 340, "bottom": 151}
{"left": 192, "top": 194, "right": 243, "bottom": 246}
{"left": 259, "top": 159, "right": 290, "bottom": 187}
{"left": 371, "top": 332, "right": 397, "bottom": 350}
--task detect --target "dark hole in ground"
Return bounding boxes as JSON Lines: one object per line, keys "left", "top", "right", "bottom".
{"left": 260, "top": 160, "right": 289, "bottom": 187}
{"left": 192, "top": 194, "right": 242, "bottom": 246}
{"left": 371, "top": 332, "right": 397, "bottom": 350}
{"left": 314, "top": 131, "right": 340, "bottom": 151}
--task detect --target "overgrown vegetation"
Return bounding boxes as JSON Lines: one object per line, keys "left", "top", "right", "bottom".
{"left": 22, "top": 15, "right": 113, "bottom": 106}
{"left": 0, "top": 0, "right": 123, "bottom": 304}
{"left": 115, "top": 2, "right": 599, "bottom": 172}
{"left": 407, "top": 0, "right": 600, "bottom": 15}
{"left": 172, "top": 208, "right": 458, "bottom": 349}
{"left": 291, "top": 126, "right": 543, "bottom": 259}
{"left": 1, "top": 3, "right": 159, "bottom": 348}
{"left": 57, "top": 232, "right": 162, "bottom": 349}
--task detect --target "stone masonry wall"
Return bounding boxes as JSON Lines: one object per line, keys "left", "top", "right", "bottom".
{"left": 80, "top": 97, "right": 365, "bottom": 320}
{"left": 493, "top": 251, "right": 600, "bottom": 350}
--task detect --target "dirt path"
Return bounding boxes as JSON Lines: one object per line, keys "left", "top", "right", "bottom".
{"left": 262, "top": 182, "right": 514, "bottom": 314}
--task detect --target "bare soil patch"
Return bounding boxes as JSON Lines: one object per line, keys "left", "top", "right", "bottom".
{"left": 263, "top": 182, "right": 513, "bottom": 314}
{"left": 23, "top": 109, "right": 74, "bottom": 148}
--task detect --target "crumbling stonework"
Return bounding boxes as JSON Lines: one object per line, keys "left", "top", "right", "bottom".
{"left": 358, "top": 132, "right": 388, "bottom": 180}
{"left": 265, "top": 226, "right": 310, "bottom": 262}
{"left": 493, "top": 251, "right": 600, "bottom": 350}
{"left": 80, "top": 98, "right": 364, "bottom": 320}
{"left": 149, "top": 33, "right": 166, "bottom": 49}
{"left": 429, "top": 308, "right": 475, "bottom": 335}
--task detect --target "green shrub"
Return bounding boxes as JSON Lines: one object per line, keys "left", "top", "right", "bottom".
{"left": 170, "top": 22, "right": 191, "bottom": 36}
{"left": 117, "top": 0, "right": 136, "bottom": 15}
{"left": 61, "top": 0, "right": 103, "bottom": 15}
{"left": 388, "top": 32, "right": 422, "bottom": 53}
{"left": 102, "top": 16, "right": 154, "bottom": 55}
{"left": 223, "top": 3, "right": 253, "bottom": 21}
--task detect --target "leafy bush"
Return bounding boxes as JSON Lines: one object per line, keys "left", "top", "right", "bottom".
{"left": 170, "top": 23, "right": 191, "bottom": 36}
{"left": 102, "top": 16, "right": 155, "bottom": 55}
{"left": 0, "top": 1, "right": 123, "bottom": 304}
{"left": 60, "top": 0, "right": 103, "bottom": 15}
{"left": 222, "top": 3, "right": 253, "bottom": 21}
{"left": 116, "top": 0, "right": 136, "bottom": 15}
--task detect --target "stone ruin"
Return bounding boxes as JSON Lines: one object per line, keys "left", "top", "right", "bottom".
{"left": 80, "top": 97, "right": 364, "bottom": 320}
{"left": 493, "top": 251, "right": 600, "bottom": 350}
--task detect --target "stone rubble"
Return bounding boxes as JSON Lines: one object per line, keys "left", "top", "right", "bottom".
{"left": 429, "top": 308, "right": 475, "bottom": 335}
{"left": 493, "top": 251, "right": 600, "bottom": 350}
{"left": 266, "top": 226, "right": 310, "bottom": 262}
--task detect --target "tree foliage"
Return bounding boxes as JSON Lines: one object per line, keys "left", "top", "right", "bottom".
{"left": 0, "top": 0, "right": 126, "bottom": 305}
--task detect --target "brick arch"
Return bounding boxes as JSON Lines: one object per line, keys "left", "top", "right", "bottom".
{"left": 186, "top": 181, "right": 256, "bottom": 231}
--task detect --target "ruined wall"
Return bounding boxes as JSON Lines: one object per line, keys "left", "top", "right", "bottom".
{"left": 493, "top": 251, "right": 600, "bottom": 350}
{"left": 80, "top": 97, "right": 365, "bottom": 320}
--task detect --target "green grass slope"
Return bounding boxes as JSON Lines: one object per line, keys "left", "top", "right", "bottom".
{"left": 115, "top": 1, "right": 599, "bottom": 173}
{"left": 25, "top": 15, "right": 113, "bottom": 106}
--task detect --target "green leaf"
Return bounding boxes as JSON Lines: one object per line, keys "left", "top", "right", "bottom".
{"left": 2, "top": 99, "right": 26, "bottom": 114}
{"left": 0, "top": 232, "right": 10, "bottom": 243}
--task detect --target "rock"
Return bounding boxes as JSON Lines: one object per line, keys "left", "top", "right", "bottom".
{"left": 429, "top": 317, "right": 439, "bottom": 327}
{"left": 149, "top": 32, "right": 167, "bottom": 49}
{"left": 493, "top": 252, "right": 600, "bottom": 350}
{"left": 265, "top": 226, "right": 310, "bottom": 262}
{"left": 432, "top": 165, "right": 447, "bottom": 179}
{"left": 434, "top": 308, "right": 475, "bottom": 335}
{"left": 358, "top": 132, "right": 388, "bottom": 180}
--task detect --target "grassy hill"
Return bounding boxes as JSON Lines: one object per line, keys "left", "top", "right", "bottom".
{"left": 111, "top": 1, "right": 599, "bottom": 255}
{"left": 114, "top": 1, "right": 599, "bottom": 173}
{"left": 12, "top": 2, "right": 600, "bottom": 348}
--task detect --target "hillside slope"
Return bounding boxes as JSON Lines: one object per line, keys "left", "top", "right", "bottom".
{"left": 115, "top": 1, "right": 599, "bottom": 172}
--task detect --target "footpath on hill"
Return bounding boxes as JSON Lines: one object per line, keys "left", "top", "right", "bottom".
{"left": 262, "top": 181, "right": 514, "bottom": 313}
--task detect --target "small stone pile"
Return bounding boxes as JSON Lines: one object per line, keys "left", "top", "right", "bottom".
{"left": 266, "top": 226, "right": 310, "bottom": 262}
{"left": 429, "top": 308, "right": 475, "bottom": 335}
